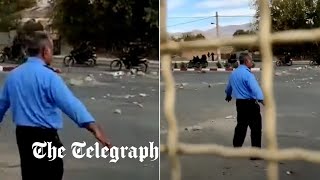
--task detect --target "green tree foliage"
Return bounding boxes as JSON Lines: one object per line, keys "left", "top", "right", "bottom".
{"left": 232, "top": 29, "right": 257, "bottom": 51}
{"left": 52, "top": 0, "right": 159, "bottom": 51}
{"left": 171, "top": 33, "right": 205, "bottom": 42}
{"left": 0, "top": 0, "right": 36, "bottom": 31}
{"left": 251, "top": 0, "right": 320, "bottom": 56}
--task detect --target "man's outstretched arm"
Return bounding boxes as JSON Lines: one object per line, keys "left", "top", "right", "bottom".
{"left": 48, "top": 74, "right": 112, "bottom": 148}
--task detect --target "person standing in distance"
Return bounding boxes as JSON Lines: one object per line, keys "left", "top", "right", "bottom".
{"left": 0, "top": 31, "right": 112, "bottom": 180}
{"left": 225, "top": 55, "right": 264, "bottom": 160}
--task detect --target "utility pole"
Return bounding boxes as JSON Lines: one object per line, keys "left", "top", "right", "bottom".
{"left": 215, "top": 11, "right": 221, "bottom": 62}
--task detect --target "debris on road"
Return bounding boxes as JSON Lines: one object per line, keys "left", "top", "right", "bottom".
{"left": 84, "top": 74, "right": 94, "bottom": 82}
{"left": 137, "top": 71, "right": 146, "bottom": 76}
{"left": 225, "top": 115, "right": 236, "bottom": 119}
{"left": 133, "top": 102, "right": 144, "bottom": 108}
{"left": 125, "top": 95, "right": 136, "bottom": 99}
{"left": 286, "top": 171, "right": 293, "bottom": 175}
{"left": 90, "top": 97, "right": 96, "bottom": 100}
{"left": 112, "top": 71, "right": 125, "bottom": 77}
{"left": 139, "top": 93, "right": 147, "bottom": 97}
{"left": 114, "top": 109, "right": 122, "bottom": 114}
{"left": 69, "top": 79, "right": 84, "bottom": 86}
{"left": 185, "top": 125, "right": 202, "bottom": 131}
{"left": 151, "top": 71, "right": 158, "bottom": 76}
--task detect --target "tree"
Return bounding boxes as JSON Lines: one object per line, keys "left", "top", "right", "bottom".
{"left": 171, "top": 33, "right": 205, "bottom": 42}
{"left": 52, "top": 0, "right": 159, "bottom": 53}
{"left": 232, "top": 29, "right": 257, "bottom": 51}
{"left": 0, "top": 0, "right": 37, "bottom": 31}
{"left": 251, "top": 0, "right": 320, "bottom": 55}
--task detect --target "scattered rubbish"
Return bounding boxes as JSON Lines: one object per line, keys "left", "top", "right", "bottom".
{"left": 133, "top": 102, "right": 144, "bottom": 108}
{"left": 185, "top": 125, "right": 202, "bottom": 131}
{"left": 225, "top": 115, "right": 235, "bottom": 119}
{"left": 90, "top": 97, "right": 96, "bottom": 100}
{"left": 107, "top": 94, "right": 111, "bottom": 97}
{"left": 179, "top": 86, "right": 184, "bottom": 89}
{"left": 121, "top": 86, "right": 126, "bottom": 89}
{"left": 297, "top": 86, "right": 301, "bottom": 88}
{"left": 137, "top": 71, "right": 145, "bottom": 76}
{"left": 151, "top": 89, "right": 156, "bottom": 92}
{"left": 275, "top": 72, "right": 282, "bottom": 76}
{"left": 286, "top": 171, "right": 293, "bottom": 175}
{"left": 84, "top": 75, "right": 94, "bottom": 82}
{"left": 69, "top": 79, "right": 84, "bottom": 86}
{"left": 113, "top": 71, "right": 125, "bottom": 77}
{"left": 125, "top": 95, "right": 135, "bottom": 99}
{"left": 103, "top": 96, "right": 107, "bottom": 98}
{"left": 151, "top": 71, "right": 158, "bottom": 76}
{"left": 130, "top": 69, "right": 137, "bottom": 74}
{"left": 139, "top": 93, "right": 147, "bottom": 97}
{"left": 114, "top": 109, "right": 122, "bottom": 114}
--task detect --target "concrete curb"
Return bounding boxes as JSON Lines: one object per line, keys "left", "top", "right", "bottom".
{"left": 166, "top": 67, "right": 262, "bottom": 72}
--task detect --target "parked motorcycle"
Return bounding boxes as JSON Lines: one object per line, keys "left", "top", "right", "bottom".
{"left": 0, "top": 46, "right": 27, "bottom": 64}
{"left": 187, "top": 55, "right": 208, "bottom": 68}
{"left": 63, "top": 43, "right": 97, "bottom": 67}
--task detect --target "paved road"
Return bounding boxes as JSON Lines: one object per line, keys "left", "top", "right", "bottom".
{"left": 160, "top": 65, "right": 320, "bottom": 180}
{"left": 0, "top": 69, "right": 159, "bottom": 180}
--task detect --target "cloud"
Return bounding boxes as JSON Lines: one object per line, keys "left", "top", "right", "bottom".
{"left": 195, "top": 0, "right": 251, "bottom": 9}
{"left": 168, "top": 0, "right": 185, "bottom": 10}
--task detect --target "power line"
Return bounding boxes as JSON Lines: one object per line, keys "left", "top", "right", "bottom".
{"left": 167, "top": 17, "right": 212, "bottom": 27}
{"left": 168, "top": 15, "right": 254, "bottom": 19}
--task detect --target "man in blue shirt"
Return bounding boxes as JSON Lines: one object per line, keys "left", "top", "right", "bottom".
{"left": 225, "top": 54, "right": 264, "bottom": 160}
{"left": 0, "top": 31, "right": 112, "bottom": 180}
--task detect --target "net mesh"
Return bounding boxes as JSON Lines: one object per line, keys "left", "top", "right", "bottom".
{"left": 160, "top": 0, "right": 320, "bottom": 180}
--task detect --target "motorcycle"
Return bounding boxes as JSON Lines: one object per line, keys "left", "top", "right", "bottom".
{"left": 275, "top": 57, "right": 293, "bottom": 66}
{"left": 187, "top": 56, "right": 208, "bottom": 68}
{"left": 309, "top": 54, "right": 320, "bottom": 66}
{"left": 0, "top": 46, "right": 27, "bottom": 64}
{"left": 110, "top": 55, "right": 148, "bottom": 73}
{"left": 63, "top": 46, "right": 97, "bottom": 67}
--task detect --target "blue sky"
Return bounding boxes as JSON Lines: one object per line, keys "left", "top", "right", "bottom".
{"left": 167, "top": 0, "right": 256, "bottom": 33}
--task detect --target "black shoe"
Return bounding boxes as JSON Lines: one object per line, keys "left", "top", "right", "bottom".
{"left": 250, "top": 157, "right": 263, "bottom": 161}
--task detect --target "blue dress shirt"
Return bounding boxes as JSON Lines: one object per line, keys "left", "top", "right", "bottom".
{"left": 0, "top": 57, "right": 95, "bottom": 129}
{"left": 225, "top": 65, "right": 264, "bottom": 100}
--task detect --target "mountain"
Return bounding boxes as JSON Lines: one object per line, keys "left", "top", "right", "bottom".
{"left": 170, "top": 23, "right": 252, "bottom": 39}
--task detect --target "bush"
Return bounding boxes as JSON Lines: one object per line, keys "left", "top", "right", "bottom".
{"left": 216, "top": 61, "right": 223, "bottom": 68}
{"left": 224, "top": 62, "right": 231, "bottom": 68}
{"left": 232, "top": 62, "right": 239, "bottom": 68}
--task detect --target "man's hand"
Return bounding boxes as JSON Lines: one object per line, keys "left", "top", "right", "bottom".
{"left": 85, "top": 123, "right": 112, "bottom": 149}
{"left": 225, "top": 95, "right": 232, "bottom": 102}
{"left": 258, "top": 100, "right": 264, "bottom": 106}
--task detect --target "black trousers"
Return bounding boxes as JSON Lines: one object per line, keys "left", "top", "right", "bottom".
{"left": 16, "top": 126, "right": 64, "bottom": 180}
{"left": 233, "top": 99, "right": 262, "bottom": 148}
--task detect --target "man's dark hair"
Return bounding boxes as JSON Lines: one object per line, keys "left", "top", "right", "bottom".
{"left": 25, "top": 31, "right": 51, "bottom": 57}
